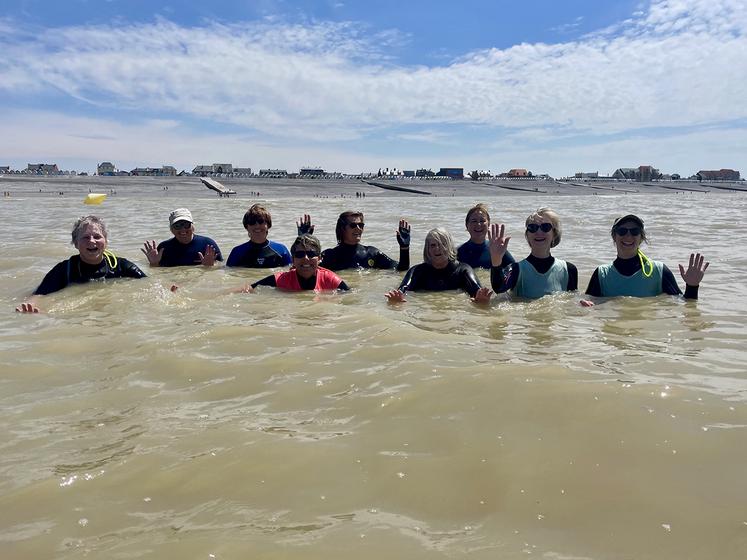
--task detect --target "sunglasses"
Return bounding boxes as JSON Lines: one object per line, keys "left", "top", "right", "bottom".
{"left": 615, "top": 226, "right": 642, "bottom": 237}
{"left": 171, "top": 221, "right": 192, "bottom": 230}
{"left": 346, "top": 222, "right": 365, "bottom": 229}
{"left": 526, "top": 223, "right": 553, "bottom": 233}
{"left": 245, "top": 218, "right": 266, "bottom": 226}
{"left": 293, "top": 250, "right": 319, "bottom": 259}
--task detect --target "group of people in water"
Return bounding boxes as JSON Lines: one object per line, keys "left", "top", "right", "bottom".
{"left": 15, "top": 203, "right": 709, "bottom": 313}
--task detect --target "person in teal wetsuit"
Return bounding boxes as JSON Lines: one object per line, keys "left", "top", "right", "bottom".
{"left": 489, "top": 207, "right": 578, "bottom": 299}
{"left": 581, "top": 214, "right": 708, "bottom": 306}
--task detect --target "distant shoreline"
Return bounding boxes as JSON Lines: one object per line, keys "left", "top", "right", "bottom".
{"left": 2, "top": 174, "right": 746, "bottom": 198}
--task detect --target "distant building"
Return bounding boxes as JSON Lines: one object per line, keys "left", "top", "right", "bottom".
{"left": 97, "top": 162, "right": 116, "bottom": 176}
{"left": 259, "top": 169, "right": 288, "bottom": 178}
{"left": 612, "top": 165, "right": 661, "bottom": 182}
{"left": 192, "top": 163, "right": 244, "bottom": 176}
{"left": 436, "top": 167, "right": 464, "bottom": 179}
{"left": 416, "top": 168, "right": 435, "bottom": 177}
{"left": 0, "top": 166, "right": 10, "bottom": 174}
{"left": 403, "top": 170, "right": 416, "bottom": 178}
{"left": 574, "top": 171, "right": 598, "bottom": 178}
{"left": 300, "top": 167, "right": 324, "bottom": 177}
{"left": 130, "top": 166, "right": 176, "bottom": 176}
{"left": 696, "top": 169, "right": 740, "bottom": 181}
{"left": 508, "top": 168, "right": 529, "bottom": 177}
{"left": 27, "top": 163, "right": 59, "bottom": 175}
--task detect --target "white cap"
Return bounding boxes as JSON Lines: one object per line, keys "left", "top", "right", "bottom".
{"left": 169, "top": 208, "right": 193, "bottom": 227}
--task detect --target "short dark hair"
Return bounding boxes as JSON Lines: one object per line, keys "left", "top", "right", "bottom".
{"left": 243, "top": 204, "right": 272, "bottom": 229}
{"left": 335, "top": 210, "right": 364, "bottom": 243}
{"left": 291, "top": 234, "right": 322, "bottom": 255}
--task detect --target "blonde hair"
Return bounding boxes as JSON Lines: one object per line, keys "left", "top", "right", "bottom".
{"left": 423, "top": 227, "right": 457, "bottom": 263}
{"left": 526, "top": 207, "right": 561, "bottom": 247}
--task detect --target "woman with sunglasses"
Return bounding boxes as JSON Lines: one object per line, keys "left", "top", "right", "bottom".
{"left": 581, "top": 214, "right": 708, "bottom": 304}
{"left": 488, "top": 207, "right": 578, "bottom": 298}
{"left": 320, "top": 210, "right": 410, "bottom": 271}
{"left": 226, "top": 204, "right": 292, "bottom": 268}
{"left": 385, "top": 228, "right": 492, "bottom": 304}
{"left": 16, "top": 215, "right": 146, "bottom": 313}
{"left": 241, "top": 235, "right": 349, "bottom": 292}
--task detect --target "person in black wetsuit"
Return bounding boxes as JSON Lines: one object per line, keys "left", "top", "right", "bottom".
{"left": 16, "top": 215, "right": 146, "bottom": 313}
{"left": 385, "top": 227, "right": 492, "bottom": 304}
{"left": 489, "top": 207, "right": 578, "bottom": 299}
{"left": 226, "top": 204, "right": 292, "bottom": 268}
{"left": 580, "top": 214, "right": 709, "bottom": 306}
{"left": 141, "top": 208, "right": 222, "bottom": 267}
{"left": 320, "top": 211, "right": 411, "bottom": 271}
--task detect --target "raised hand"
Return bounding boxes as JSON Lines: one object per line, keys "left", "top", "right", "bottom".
{"left": 678, "top": 252, "right": 709, "bottom": 287}
{"left": 385, "top": 289, "right": 407, "bottom": 303}
{"left": 472, "top": 286, "right": 493, "bottom": 305}
{"left": 488, "top": 223, "right": 511, "bottom": 266}
{"left": 15, "top": 302, "right": 40, "bottom": 313}
{"left": 297, "top": 214, "right": 314, "bottom": 235}
{"left": 141, "top": 240, "right": 163, "bottom": 266}
{"left": 396, "top": 219, "right": 411, "bottom": 248}
{"left": 199, "top": 244, "right": 217, "bottom": 266}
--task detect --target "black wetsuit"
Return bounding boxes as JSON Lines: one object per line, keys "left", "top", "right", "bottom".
{"left": 34, "top": 255, "right": 146, "bottom": 295}
{"left": 321, "top": 243, "right": 409, "bottom": 271}
{"left": 585, "top": 256, "right": 698, "bottom": 299}
{"left": 491, "top": 255, "right": 578, "bottom": 293}
{"left": 398, "top": 261, "right": 482, "bottom": 297}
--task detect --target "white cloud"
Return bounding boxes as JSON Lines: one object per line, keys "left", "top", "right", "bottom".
{"left": 0, "top": 0, "right": 745, "bottom": 174}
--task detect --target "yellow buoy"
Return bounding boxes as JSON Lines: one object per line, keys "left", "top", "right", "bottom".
{"left": 84, "top": 193, "right": 107, "bottom": 205}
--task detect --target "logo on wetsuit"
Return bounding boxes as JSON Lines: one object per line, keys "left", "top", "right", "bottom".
{"left": 367, "top": 258, "right": 375, "bottom": 267}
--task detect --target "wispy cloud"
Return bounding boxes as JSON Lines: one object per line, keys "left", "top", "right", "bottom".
{"left": 0, "top": 0, "right": 745, "bottom": 173}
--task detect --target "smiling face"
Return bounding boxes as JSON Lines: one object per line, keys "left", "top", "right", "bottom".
{"left": 466, "top": 209, "right": 489, "bottom": 243}
{"left": 170, "top": 220, "right": 195, "bottom": 245}
{"left": 427, "top": 238, "right": 450, "bottom": 269}
{"left": 341, "top": 217, "right": 365, "bottom": 245}
{"left": 246, "top": 218, "right": 269, "bottom": 243}
{"left": 75, "top": 224, "right": 108, "bottom": 265}
{"left": 525, "top": 219, "right": 555, "bottom": 258}
{"left": 612, "top": 220, "right": 643, "bottom": 259}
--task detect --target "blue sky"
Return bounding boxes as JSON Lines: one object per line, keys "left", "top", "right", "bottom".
{"left": 1, "top": 0, "right": 745, "bottom": 176}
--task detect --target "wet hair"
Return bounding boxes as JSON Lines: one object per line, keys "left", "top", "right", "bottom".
{"left": 243, "top": 204, "right": 272, "bottom": 229}
{"left": 71, "top": 215, "right": 108, "bottom": 246}
{"left": 291, "top": 234, "right": 322, "bottom": 255}
{"left": 335, "top": 210, "right": 364, "bottom": 243}
{"left": 465, "top": 203, "right": 491, "bottom": 227}
{"left": 423, "top": 227, "right": 457, "bottom": 264}
{"left": 526, "top": 207, "right": 562, "bottom": 248}
{"left": 611, "top": 215, "right": 647, "bottom": 243}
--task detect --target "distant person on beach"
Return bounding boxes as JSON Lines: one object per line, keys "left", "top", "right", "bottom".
{"left": 226, "top": 204, "right": 292, "bottom": 268}
{"left": 15, "top": 216, "right": 146, "bottom": 312}
{"left": 489, "top": 208, "right": 578, "bottom": 298}
{"left": 385, "top": 228, "right": 492, "bottom": 303}
{"left": 457, "top": 203, "right": 515, "bottom": 269}
{"left": 320, "top": 211, "right": 410, "bottom": 271}
{"left": 581, "top": 214, "right": 708, "bottom": 305}
{"left": 142, "top": 208, "right": 222, "bottom": 267}
{"left": 239, "top": 235, "right": 349, "bottom": 292}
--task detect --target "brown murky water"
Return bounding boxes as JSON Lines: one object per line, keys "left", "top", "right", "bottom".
{"left": 2, "top": 178, "right": 746, "bottom": 559}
